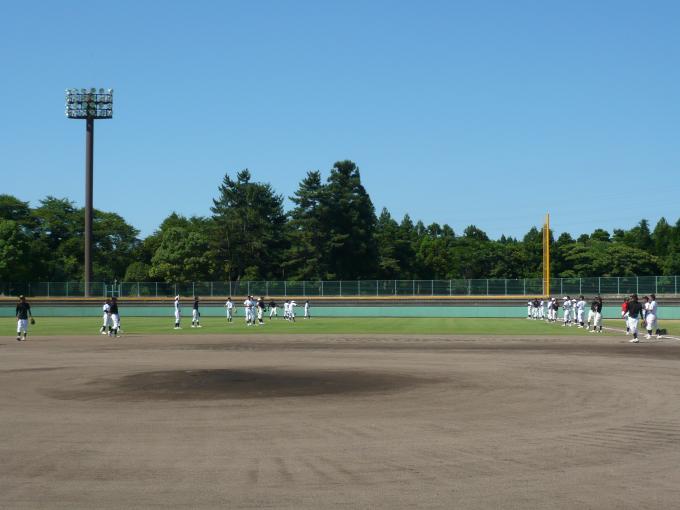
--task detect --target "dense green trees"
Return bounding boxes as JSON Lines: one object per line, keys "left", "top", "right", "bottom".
{"left": 1, "top": 162, "right": 680, "bottom": 283}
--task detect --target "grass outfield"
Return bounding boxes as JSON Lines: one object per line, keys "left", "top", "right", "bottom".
{"left": 3, "top": 316, "right": 679, "bottom": 336}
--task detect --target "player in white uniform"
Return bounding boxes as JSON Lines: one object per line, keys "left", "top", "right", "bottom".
{"left": 645, "top": 294, "right": 660, "bottom": 340}
{"left": 173, "top": 295, "right": 181, "bottom": 329}
{"left": 562, "top": 297, "right": 572, "bottom": 326}
{"left": 244, "top": 296, "right": 253, "bottom": 325}
{"left": 289, "top": 300, "right": 297, "bottom": 322}
{"left": 283, "top": 300, "right": 290, "bottom": 320}
{"left": 256, "top": 297, "right": 265, "bottom": 325}
{"left": 225, "top": 297, "right": 234, "bottom": 323}
{"left": 527, "top": 300, "right": 532, "bottom": 319}
{"left": 304, "top": 300, "right": 310, "bottom": 319}
{"left": 576, "top": 296, "right": 586, "bottom": 328}
{"left": 538, "top": 300, "right": 545, "bottom": 320}
{"left": 100, "top": 298, "right": 112, "bottom": 335}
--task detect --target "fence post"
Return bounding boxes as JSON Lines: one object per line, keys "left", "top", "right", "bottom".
{"left": 174, "top": 283, "right": 177, "bottom": 296}
{"left": 266, "top": 281, "right": 268, "bottom": 297}
{"left": 523, "top": 279, "right": 526, "bottom": 295}
{"left": 47, "top": 281, "right": 50, "bottom": 297}
{"left": 155, "top": 282, "right": 158, "bottom": 297}
{"left": 636, "top": 276, "right": 639, "bottom": 294}
{"left": 358, "top": 280, "right": 360, "bottom": 296}
{"left": 655, "top": 276, "right": 658, "bottom": 294}
{"left": 303, "top": 280, "right": 306, "bottom": 296}
{"left": 376, "top": 280, "right": 379, "bottom": 296}
{"left": 321, "top": 281, "right": 324, "bottom": 296}
{"left": 468, "top": 280, "right": 471, "bottom": 296}
{"left": 449, "top": 279, "right": 452, "bottom": 296}
{"left": 137, "top": 282, "right": 140, "bottom": 297}
{"left": 66, "top": 282, "right": 69, "bottom": 297}
{"left": 247, "top": 281, "right": 250, "bottom": 296}
{"left": 431, "top": 280, "right": 434, "bottom": 296}
{"left": 579, "top": 278, "right": 582, "bottom": 295}
{"left": 211, "top": 281, "right": 214, "bottom": 297}
{"left": 617, "top": 277, "right": 620, "bottom": 296}
{"left": 339, "top": 281, "right": 342, "bottom": 297}
{"left": 486, "top": 279, "right": 489, "bottom": 296}
{"left": 598, "top": 277, "right": 601, "bottom": 295}
{"left": 504, "top": 279, "right": 507, "bottom": 296}
{"left": 560, "top": 278, "right": 563, "bottom": 296}
{"left": 412, "top": 280, "right": 415, "bottom": 296}
{"left": 676, "top": 276, "right": 678, "bottom": 296}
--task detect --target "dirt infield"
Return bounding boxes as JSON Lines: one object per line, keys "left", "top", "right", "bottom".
{"left": 2, "top": 334, "right": 680, "bottom": 509}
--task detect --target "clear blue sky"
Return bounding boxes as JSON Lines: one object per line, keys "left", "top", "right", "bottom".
{"left": 2, "top": 0, "right": 679, "bottom": 239}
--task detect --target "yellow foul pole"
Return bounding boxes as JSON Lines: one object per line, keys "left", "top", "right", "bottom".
{"left": 543, "top": 213, "right": 550, "bottom": 297}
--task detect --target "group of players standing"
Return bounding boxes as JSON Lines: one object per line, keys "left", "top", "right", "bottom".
{"left": 528, "top": 296, "right": 604, "bottom": 332}
{"left": 172, "top": 295, "right": 311, "bottom": 329}
{"left": 527, "top": 293, "right": 661, "bottom": 342}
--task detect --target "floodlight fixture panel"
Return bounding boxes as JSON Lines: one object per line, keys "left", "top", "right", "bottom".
{"left": 65, "top": 88, "right": 113, "bottom": 119}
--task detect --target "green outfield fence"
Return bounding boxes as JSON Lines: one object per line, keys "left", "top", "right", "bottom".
{"left": 1, "top": 276, "right": 679, "bottom": 298}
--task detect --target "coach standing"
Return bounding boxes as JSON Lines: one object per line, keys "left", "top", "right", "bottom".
{"left": 16, "top": 295, "right": 33, "bottom": 341}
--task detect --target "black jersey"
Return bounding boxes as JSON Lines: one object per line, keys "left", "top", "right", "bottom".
{"left": 269, "top": 301, "right": 276, "bottom": 308}
{"left": 110, "top": 303, "right": 119, "bottom": 314}
{"left": 591, "top": 301, "right": 602, "bottom": 313}
{"left": 16, "top": 302, "right": 31, "bottom": 320}
{"left": 258, "top": 299, "right": 265, "bottom": 309}
{"left": 627, "top": 301, "right": 644, "bottom": 319}
{"left": 193, "top": 300, "right": 199, "bottom": 310}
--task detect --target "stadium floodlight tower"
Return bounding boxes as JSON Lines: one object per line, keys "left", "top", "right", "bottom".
{"left": 65, "top": 88, "right": 114, "bottom": 297}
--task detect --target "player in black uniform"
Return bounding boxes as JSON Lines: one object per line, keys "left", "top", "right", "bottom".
{"left": 192, "top": 296, "right": 201, "bottom": 328}
{"left": 626, "top": 294, "right": 645, "bottom": 343}
{"left": 15, "top": 295, "right": 33, "bottom": 341}
{"left": 109, "top": 297, "right": 121, "bottom": 338}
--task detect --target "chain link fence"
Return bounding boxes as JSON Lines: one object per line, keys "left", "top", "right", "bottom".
{"left": 1, "top": 276, "right": 679, "bottom": 298}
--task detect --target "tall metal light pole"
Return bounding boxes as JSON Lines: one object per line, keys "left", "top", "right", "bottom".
{"left": 65, "top": 88, "right": 113, "bottom": 297}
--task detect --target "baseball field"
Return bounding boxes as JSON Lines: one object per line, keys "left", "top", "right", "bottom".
{"left": 2, "top": 318, "right": 680, "bottom": 508}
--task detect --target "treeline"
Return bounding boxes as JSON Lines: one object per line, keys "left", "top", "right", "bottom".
{"left": 2, "top": 160, "right": 680, "bottom": 283}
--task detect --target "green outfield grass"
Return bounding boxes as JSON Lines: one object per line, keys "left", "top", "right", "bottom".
{"left": 4, "top": 316, "right": 678, "bottom": 337}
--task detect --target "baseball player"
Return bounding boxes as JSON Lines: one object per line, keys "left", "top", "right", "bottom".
{"left": 257, "top": 297, "right": 265, "bottom": 325}
{"left": 562, "top": 296, "right": 572, "bottom": 326}
{"left": 304, "top": 300, "right": 310, "bottom": 319}
{"left": 269, "top": 299, "right": 278, "bottom": 319}
{"left": 100, "top": 298, "right": 112, "bottom": 335}
{"left": 15, "top": 295, "right": 33, "bottom": 341}
{"left": 538, "top": 299, "right": 545, "bottom": 320}
{"left": 174, "top": 295, "right": 182, "bottom": 329}
{"left": 576, "top": 295, "right": 586, "bottom": 328}
{"left": 109, "top": 297, "right": 121, "bottom": 338}
{"left": 645, "top": 294, "right": 661, "bottom": 340}
{"left": 244, "top": 296, "right": 253, "bottom": 325}
{"left": 621, "top": 297, "right": 630, "bottom": 334}
{"left": 192, "top": 296, "right": 202, "bottom": 328}
{"left": 588, "top": 296, "right": 603, "bottom": 333}
{"left": 225, "top": 297, "right": 234, "bottom": 323}
{"left": 289, "top": 300, "right": 297, "bottom": 322}
{"left": 527, "top": 300, "right": 533, "bottom": 319}
{"left": 627, "top": 294, "right": 645, "bottom": 343}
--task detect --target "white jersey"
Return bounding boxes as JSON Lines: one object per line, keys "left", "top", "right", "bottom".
{"left": 648, "top": 300, "right": 658, "bottom": 316}
{"left": 225, "top": 301, "right": 233, "bottom": 310}
{"left": 576, "top": 300, "right": 586, "bottom": 312}
{"left": 103, "top": 303, "right": 110, "bottom": 314}
{"left": 174, "top": 299, "right": 180, "bottom": 313}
